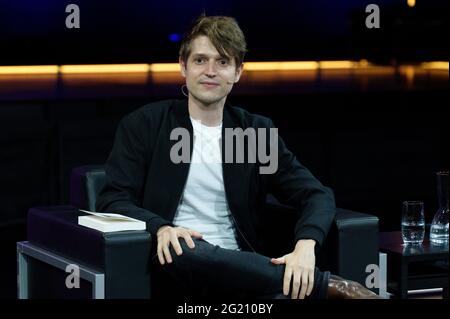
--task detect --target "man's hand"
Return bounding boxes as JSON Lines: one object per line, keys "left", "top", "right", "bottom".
{"left": 156, "top": 225, "right": 203, "bottom": 265}
{"left": 271, "top": 239, "right": 316, "bottom": 299}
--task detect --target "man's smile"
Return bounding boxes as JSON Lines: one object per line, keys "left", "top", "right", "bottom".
{"left": 199, "top": 81, "right": 220, "bottom": 89}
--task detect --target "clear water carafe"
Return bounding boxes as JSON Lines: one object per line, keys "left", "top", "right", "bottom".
{"left": 430, "top": 171, "right": 449, "bottom": 244}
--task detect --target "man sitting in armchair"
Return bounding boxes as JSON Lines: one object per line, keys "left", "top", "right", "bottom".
{"left": 96, "top": 14, "right": 380, "bottom": 299}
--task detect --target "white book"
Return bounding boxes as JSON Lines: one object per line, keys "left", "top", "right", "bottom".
{"left": 78, "top": 209, "right": 146, "bottom": 233}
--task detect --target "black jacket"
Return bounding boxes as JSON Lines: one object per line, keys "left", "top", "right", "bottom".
{"left": 96, "top": 99, "right": 336, "bottom": 252}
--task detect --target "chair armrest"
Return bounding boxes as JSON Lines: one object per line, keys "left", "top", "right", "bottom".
{"left": 27, "top": 206, "right": 152, "bottom": 298}
{"left": 70, "top": 165, "right": 106, "bottom": 211}
{"left": 263, "top": 195, "right": 379, "bottom": 286}
{"left": 323, "top": 208, "right": 379, "bottom": 287}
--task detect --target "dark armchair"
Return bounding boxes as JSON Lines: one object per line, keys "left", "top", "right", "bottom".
{"left": 18, "top": 165, "right": 379, "bottom": 298}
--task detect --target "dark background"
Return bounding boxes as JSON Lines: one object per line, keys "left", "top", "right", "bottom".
{"left": 0, "top": 0, "right": 448, "bottom": 299}
{"left": 0, "top": 0, "right": 448, "bottom": 64}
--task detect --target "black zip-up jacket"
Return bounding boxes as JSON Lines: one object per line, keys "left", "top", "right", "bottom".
{"left": 96, "top": 99, "right": 336, "bottom": 252}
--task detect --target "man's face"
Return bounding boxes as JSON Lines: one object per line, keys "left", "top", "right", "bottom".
{"left": 180, "top": 35, "right": 243, "bottom": 106}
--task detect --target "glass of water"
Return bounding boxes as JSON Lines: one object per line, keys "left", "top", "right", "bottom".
{"left": 402, "top": 201, "right": 425, "bottom": 245}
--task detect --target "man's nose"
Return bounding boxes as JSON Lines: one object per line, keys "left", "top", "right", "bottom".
{"left": 204, "top": 61, "right": 217, "bottom": 77}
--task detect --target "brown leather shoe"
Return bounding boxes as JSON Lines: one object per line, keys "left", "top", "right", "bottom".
{"left": 327, "top": 275, "right": 383, "bottom": 299}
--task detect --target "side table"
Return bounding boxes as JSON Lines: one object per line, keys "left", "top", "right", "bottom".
{"left": 379, "top": 231, "right": 448, "bottom": 299}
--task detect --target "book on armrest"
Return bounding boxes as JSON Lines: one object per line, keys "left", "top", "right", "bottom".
{"left": 78, "top": 209, "right": 146, "bottom": 232}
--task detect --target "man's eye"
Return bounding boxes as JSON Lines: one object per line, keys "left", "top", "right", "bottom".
{"left": 218, "top": 60, "right": 229, "bottom": 66}
{"left": 195, "top": 58, "right": 205, "bottom": 64}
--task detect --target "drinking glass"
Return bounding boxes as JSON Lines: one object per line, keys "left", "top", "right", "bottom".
{"left": 401, "top": 201, "right": 425, "bottom": 245}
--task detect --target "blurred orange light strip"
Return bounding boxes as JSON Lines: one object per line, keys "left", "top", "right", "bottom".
{"left": 0, "top": 61, "right": 447, "bottom": 75}
{"left": 244, "top": 61, "right": 319, "bottom": 71}
{"left": 420, "top": 61, "right": 448, "bottom": 70}
{"left": 407, "top": 0, "right": 416, "bottom": 8}
{"left": 151, "top": 61, "right": 322, "bottom": 72}
{"left": 318, "top": 61, "right": 357, "bottom": 69}
{"left": 148, "top": 60, "right": 368, "bottom": 72}
{"left": 60, "top": 64, "right": 149, "bottom": 74}
{"left": 0, "top": 65, "right": 58, "bottom": 75}
{"left": 149, "top": 63, "right": 181, "bottom": 72}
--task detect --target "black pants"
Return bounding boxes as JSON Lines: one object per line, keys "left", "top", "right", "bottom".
{"left": 151, "top": 238, "right": 330, "bottom": 299}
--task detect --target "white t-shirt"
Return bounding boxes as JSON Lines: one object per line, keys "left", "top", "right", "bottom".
{"left": 172, "top": 117, "right": 241, "bottom": 250}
